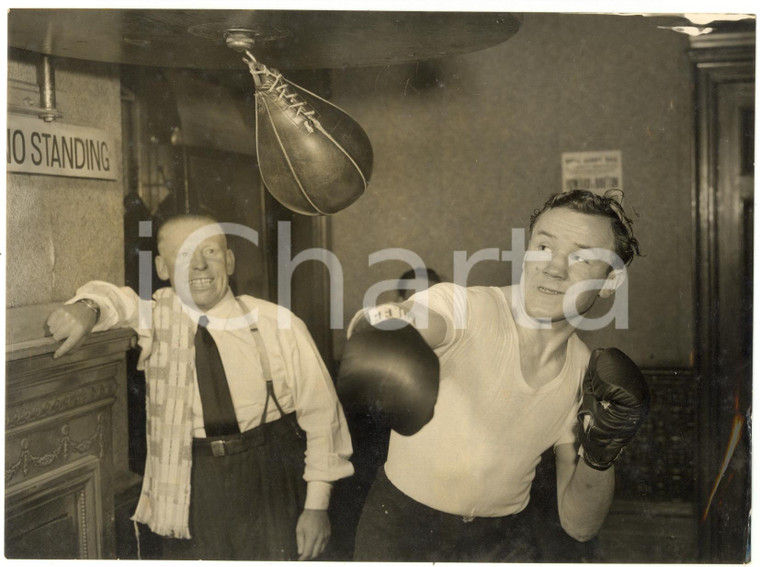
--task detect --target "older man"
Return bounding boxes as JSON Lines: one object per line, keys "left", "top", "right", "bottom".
{"left": 47, "top": 214, "right": 353, "bottom": 560}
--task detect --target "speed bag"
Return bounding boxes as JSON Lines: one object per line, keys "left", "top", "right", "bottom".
{"left": 254, "top": 68, "right": 373, "bottom": 215}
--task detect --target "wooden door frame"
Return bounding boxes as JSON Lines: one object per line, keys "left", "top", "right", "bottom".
{"left": 265, "top": 197, "right": 335, "bottom": 373}
{"left": 689, "top": 31, "right": 754, "bottom": 562}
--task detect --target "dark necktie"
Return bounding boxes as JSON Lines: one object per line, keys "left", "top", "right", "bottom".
{"left": 194, "top": 315, "right": 240, "bottom": 437}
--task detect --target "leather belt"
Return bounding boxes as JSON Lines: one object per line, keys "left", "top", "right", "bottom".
{"left": 193, "top": 412, "right": 300, "bottom": 457}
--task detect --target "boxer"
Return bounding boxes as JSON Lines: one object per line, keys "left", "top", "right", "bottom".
{"left": 337, "top": 189, "right": 650, "bottom": 561}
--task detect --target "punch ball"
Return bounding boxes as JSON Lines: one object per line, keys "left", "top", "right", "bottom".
{"left": 248, "top": 56, "right": 373, "bottom": 215}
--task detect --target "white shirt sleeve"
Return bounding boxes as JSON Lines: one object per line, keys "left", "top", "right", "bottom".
{"left": 66, "top": 280, "right": 144, "bottom": 330}
{"left": 408, "top": 282, "right": 469, "bottom": 352}
{"left": 284, "top": 315, "right": 354, "bottom": 508}
{"left": 66, "top": 280, "right": 155, "bottom": 367}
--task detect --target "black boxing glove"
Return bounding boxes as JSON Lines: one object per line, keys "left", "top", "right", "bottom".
{"left": 337, "top": 304, "right": 439, "bottom": 436}
{"left": 577, "top": 348, "right": 651, "bottom": 470}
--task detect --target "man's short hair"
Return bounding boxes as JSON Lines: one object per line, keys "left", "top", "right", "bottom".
{"left": 156, "top": 213, "right": 223, "bottom": 252}
{"left": 529, "top": 190, "right": 641, "bottom": 266}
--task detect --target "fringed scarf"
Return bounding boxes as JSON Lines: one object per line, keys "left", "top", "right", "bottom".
{"left": 131, "top": 288, "right": 197, "bottom": 538}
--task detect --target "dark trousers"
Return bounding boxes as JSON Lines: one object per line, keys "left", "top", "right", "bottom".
{"left": 354, "top": 466, "right": 539, "bottom": 562}
{"left": 162, "top": 413, "right": 307, "bottom": 560}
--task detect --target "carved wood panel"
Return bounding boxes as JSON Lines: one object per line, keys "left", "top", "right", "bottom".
{"left": 5, "top": 456, "right": 103, "bottom": 558}
{"left": 5, "top": 328, "right": 134, "bottom": 558}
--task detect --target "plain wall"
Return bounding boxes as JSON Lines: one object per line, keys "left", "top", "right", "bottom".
{"left": 4, "top": 13, "right": 697, "bottom": 368}
{"left": 6, "top": 51, "right": 123, "bottom": 342}
{"left": 329, "top": 13, "right": 695, "bottom": 368}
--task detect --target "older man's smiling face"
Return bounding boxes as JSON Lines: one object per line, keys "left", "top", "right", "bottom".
{"left": 156, "top": 218, "right": 235, "bottom": 312}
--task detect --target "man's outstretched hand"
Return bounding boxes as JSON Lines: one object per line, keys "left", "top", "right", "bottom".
{"left": 46, "top": 302, "right": 98, "bottom": 359}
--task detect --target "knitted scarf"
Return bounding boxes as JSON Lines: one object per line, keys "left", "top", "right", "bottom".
{"left": 131, "top": 288, "right": 196, "bottom": 538}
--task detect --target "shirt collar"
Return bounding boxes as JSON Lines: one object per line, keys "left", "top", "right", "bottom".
{"left": 204, "top": 288, "right": 237, "bottom": 319}
{"left": 195, "top": 289, "right": 257, "bottom": 332}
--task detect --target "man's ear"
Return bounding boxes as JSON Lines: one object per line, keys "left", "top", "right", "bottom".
{"left": 155, "top": 255, "right": 170, "bottom": 281}
{"left": 599, "top": 268, "right": 626, "bottom": 299}
{"left": 225, "top": 249, "right": 235, "bottom": 276}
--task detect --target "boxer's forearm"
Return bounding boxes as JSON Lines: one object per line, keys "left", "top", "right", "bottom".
{"left": 558, "top": 347, "right": 649, "bottom": 540}
{"left": 559, "top": 470, "right": 614, "bottom": 541}
{"left": 557, "top": 458, "right": 615, "bottom": 541}
{"left": 349, "top": 301, "right": 448, "bottom": 349}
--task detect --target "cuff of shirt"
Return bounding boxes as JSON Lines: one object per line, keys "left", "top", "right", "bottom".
{"left": 304, "top": 480, "right": 333, "bottom": 510}
{"left": 65, "top": 294, "right": 112, "bottom": 333}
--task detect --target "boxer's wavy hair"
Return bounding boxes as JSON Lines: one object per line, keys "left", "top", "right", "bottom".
{"left": 529, "top": 190, "right": 641, "bottom": 266}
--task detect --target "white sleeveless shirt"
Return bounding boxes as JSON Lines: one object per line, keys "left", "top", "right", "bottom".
{"left": 385, "top": 283, "right": 590, "bottom": 517}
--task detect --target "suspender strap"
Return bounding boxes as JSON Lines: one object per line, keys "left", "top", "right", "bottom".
{"left": 266, "top": 381, "right": 288, "bottom": 418}
{"left": 235, "top": 299, "right": 301, "bottom": 437}
{"left": 251, "top": 326, "right": 273, "bottom": 377}
{"left": 248, "top": 311, "right": 288, "bottom": 426}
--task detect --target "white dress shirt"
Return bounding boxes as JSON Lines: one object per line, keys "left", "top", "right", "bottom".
{"left": 70, "top": 281, "right": 354, "bottom": 510}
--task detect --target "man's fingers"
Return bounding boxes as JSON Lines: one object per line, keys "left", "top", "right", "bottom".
{"left": 298, "top": 530, "right": 323, "bottom": 560}
{"left": 48, "top": 305, "right": 96, "bottom": 359}
{"left": 296, "top": 524, "right": 305, "bottom": 558}
{"left": 48, "top": 311, "right": 76, "bottom": 339}
{"left": 45, "top": 310, "right": 62, "bottom": 330}
{"left": 296, "top": 511, "right": 330, "bottom": 560}
{"left": 315, "top": 534, "right": 329, "bottom": 558}
{"left": 305, "top": 532, "right": 330, "bottom": 560}
{"left": 53, "top": 332, "right": 84, "bottom": 359}
{"left": 47, "top": 313, "right": 71, "bottom": 339}
{"left": 51, "top": 322, "right": 73, "bottom": 342}
{"left": 299, "top": 538, "right": 316, "bottom": 561}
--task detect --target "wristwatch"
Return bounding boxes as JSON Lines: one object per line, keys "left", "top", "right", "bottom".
{"left": 76, "top": 298, "right": 101, "bottom": 324}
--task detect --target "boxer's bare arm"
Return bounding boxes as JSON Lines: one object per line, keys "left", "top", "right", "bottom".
{"left": 348, "top": 301, "right": 448, "bottom": 350}
{"left": 400, "top": 302, "right": 447, "bottom": 349}
{"left": 554, "top": 442, "right": 615, "bottom": 541}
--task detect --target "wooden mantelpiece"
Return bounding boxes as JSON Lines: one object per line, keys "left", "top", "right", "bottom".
{"left": 5, "top": 328, "right": 135, "bottom": 559}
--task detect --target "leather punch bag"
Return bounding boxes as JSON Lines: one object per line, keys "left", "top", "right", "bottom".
{"left": 244, "top": 51, "right": 373, "bottom": 215}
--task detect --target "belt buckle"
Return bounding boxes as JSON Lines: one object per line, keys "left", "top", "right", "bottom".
{"left": 210, "top": 440, "right": 226, "bottom": 457}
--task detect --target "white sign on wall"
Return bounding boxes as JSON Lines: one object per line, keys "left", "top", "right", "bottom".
{"left": 7, "top": 114, "right": 118, "bottom": 181}
{"left": 561, "top": 150, "right": 622, "bottom": 194}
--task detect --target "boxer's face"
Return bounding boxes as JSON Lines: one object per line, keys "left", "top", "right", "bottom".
{"left": 523, "top": 208, "right": 619, "bottom": 322}
{"left": 156, "top": 218, "right": 235, "bottom": 312}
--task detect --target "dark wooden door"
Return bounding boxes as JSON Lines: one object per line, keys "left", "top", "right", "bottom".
{"left": 692, "top": 33, "right": 754, "bottom": 563}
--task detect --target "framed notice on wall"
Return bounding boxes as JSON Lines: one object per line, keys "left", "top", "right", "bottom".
{"left": 561, "top": 150, "right": 622, "bottom": 195}
{"left": 7, "top": 114, "right": 118, "bottom": 181}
